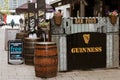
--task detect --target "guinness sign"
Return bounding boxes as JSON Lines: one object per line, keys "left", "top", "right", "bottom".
{"left": 67, "top": 32, "right": 106, "bottom": 70}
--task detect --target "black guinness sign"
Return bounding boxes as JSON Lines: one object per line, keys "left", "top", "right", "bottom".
{"left": 67, "top": 32, "right": 106, "bottom": 70}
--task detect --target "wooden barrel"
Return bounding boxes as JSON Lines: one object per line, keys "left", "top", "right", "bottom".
{"left": 16, "top": 32, "right": 28, "bottom": 40}
{"left": 34, "top": 42, "right": 58, "bottom": 78}
{"left": 23, "top": 37, "right": 41, "bottom": 65}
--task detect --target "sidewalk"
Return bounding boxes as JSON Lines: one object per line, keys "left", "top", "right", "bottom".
{"left": 0, "top": 26, "right": 120, "bottom": 80}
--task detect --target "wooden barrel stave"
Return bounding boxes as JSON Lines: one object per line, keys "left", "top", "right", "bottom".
{"left": 35, "top": 66, "right": 57, "bottom": 78}
{"left": 34, "top": 56, "right": 58, "bottom": 66}
{"left": 34, "top": 45, "right": 57, "bottom": 56}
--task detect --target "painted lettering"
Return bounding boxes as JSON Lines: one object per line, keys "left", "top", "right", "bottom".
{"left": 71, "top": 47, "right": 102, "bottom": 53}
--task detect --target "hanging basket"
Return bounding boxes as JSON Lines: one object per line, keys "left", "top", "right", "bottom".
{"left": 109, "top": 16, "right": 117, "bottom": 26}
{"left": 53, "top": 16, "right": 62, "bottom": 26}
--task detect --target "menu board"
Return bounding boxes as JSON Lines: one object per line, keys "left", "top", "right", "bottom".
{"left": 8, "top": 40, "right": 23, "bottom": 60}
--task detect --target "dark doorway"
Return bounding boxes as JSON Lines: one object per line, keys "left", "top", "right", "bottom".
{"left": 104, "top": 0, "right": 118, "bottom": 11}
{"left": 85, "top": 0, "right": 119, "bottom": 17}
{"left": 71, "top": 1, "right": 80, "bottom": 17}
{"left": 103, "top": 0, "right": 119, "bottom": 16}
{"left": 85, "top": 0, "right": 95, "bottom": 17}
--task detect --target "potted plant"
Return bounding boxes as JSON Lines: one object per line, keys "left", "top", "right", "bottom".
{"left": 39, "top": 21, "right": 50, "bottom": 30}
{"left": 53, "top": 9, "right": 63, "bottom": 26}
{"left": 107, "top": 10, "right": 118, "bottom": 25}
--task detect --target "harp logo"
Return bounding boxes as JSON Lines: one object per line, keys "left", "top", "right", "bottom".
{"left": 83, "top": 34, "right": 90, "bottom": 44}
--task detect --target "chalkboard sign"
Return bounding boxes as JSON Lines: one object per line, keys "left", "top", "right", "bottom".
{"left": 8, "top": 40, "right": 23, "bottom": 64}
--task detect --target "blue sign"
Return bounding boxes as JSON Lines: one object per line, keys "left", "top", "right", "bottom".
{"left": 9, "top": 40, "right": 23, "bottom": 60}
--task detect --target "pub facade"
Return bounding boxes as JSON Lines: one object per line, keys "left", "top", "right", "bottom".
{"left": 49, "top": 0, "right": 120, "bottom": 71}
{"left": 14, "top": 0, "right": 120, "bottom": 78}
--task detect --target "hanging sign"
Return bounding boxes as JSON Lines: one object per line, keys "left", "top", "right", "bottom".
{"left": 28, "top": 3, "right": 36, "bottom": 32}
{"left": 73, "top": 18, "right": 98, "bottom": 24}
{"left": 37, "top": 0, "right": 46, "bottom": 18}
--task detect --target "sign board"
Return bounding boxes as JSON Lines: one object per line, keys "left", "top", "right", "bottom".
{"left": 37, "top": 0, "right": 46, "bottom": 20}
{"left": 28, "top": 3, "right": 35, "bottom": 12}
{"left": 8, "top": 39, "right": 23, "bottom": 64}
{"left": 37, "top": 0, "right": 45, "bottom": 9}
{"left": 67, "top": 32, "right": 106, "bottom": 70}
{"left": 73, "top": 18, "right": 98, "bottom": 24}
{"left": 28, "top": 3, "right": 36, "bottom": 32}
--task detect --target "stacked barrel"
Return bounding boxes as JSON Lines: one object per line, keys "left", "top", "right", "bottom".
{"left": 23, "top": 38, "right": 41, "bottom": 65}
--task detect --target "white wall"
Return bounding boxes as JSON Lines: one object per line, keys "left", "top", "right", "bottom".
{"left": 46, "top": 12, "right": 54, "bottom": 19}
{"left": 55, "top": 4, "right": 70, "bottom": 18}
{"left": 46, "top": 4, "right": 70, "bottom": 19}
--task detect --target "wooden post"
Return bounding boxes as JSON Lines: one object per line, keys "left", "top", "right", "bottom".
{"left": 28, "top": 2, "right": 36, "bottom": 32}
{"left": 106, "top": 17, "right": 119, "bottom": 68}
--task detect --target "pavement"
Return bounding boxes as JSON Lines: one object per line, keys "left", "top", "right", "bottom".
{"left": 0, "top": 25, "right": 120, "bottom": 80}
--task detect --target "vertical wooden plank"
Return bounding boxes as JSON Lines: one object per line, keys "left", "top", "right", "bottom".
{"left": 113, "top": 34, "right": 119, "bottom": 67}
{"left": 75, "top": 17, "right": 78, "bottom": 33}
{"left": 106, "top": 34, "right": 109, "bottom": 67}
{"left": 59, "top": 35, "right": 67, "bottom": 71}
{"left": 106, "top": 17, "right": 119, "bottom": 68}
{"left": 74, "top": 17, "right": 78, "bottom": 33}
{"left": 93, "top": 17, "right": 97, "bottom": 32}
{"left": 75, "top": 17, "right": 80, "bottom": 33}
{"left": 81, "top": 17, "right": 84, "bottom": 32}
{"left": 77, "top": 17, "right": 82, "bottom": 32}
{"left": 51, "top": 35, "right": 67, "bottom": 71}
{"left": 71, "top": 17, "right": 74, "bottom": 34}
{"left": 85, "top": 17, "right": 89, "bottom": 32}
{"left": 82, "top": 17, "right": 85, "bottom": 32}
{"left": 106, "top": 34, "right": 113, "bottom": 68}
{"left": 96, "top": 17, "right": 102, "bottom": 32}
{"left": 112, "top": 17, "right": 119, "bottom": 68}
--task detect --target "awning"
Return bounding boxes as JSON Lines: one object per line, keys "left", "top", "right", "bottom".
{"left": 16, "top": 2, "right": 54, "bottom": 13}
{"left": 16, "top": 3, "right": 28, "bottom": 13}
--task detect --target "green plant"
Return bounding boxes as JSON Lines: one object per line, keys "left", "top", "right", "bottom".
{"left": 39, "top": 21, "right": 49, "bottom": 27}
